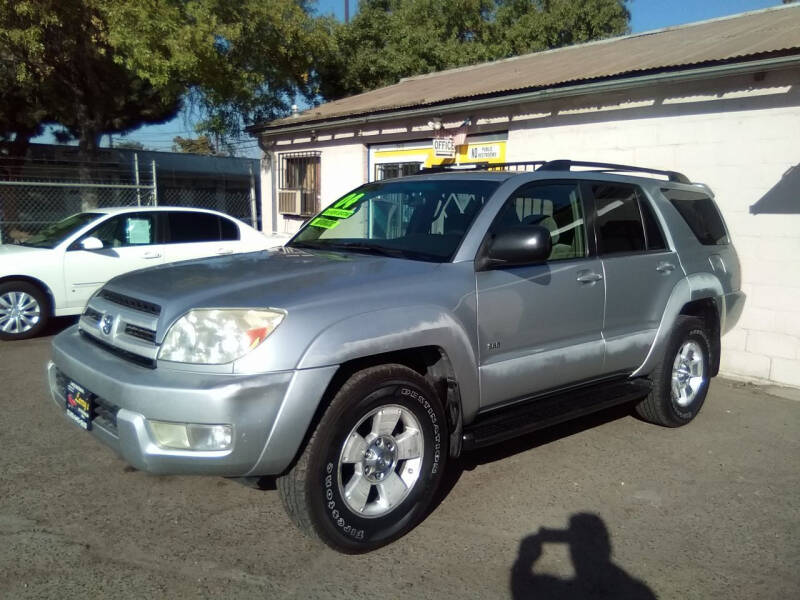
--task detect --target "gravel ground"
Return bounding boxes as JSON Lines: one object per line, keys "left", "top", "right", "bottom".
{"left": 1, "top": 321, "right": 798, "bottom": 599}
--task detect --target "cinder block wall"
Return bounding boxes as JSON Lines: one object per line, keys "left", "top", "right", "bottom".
{"left": 508, "top": 82, "right": 800, "bottom": 388}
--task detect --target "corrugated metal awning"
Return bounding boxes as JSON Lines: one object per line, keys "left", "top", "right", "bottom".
{"left": 254, "top": 5, "right": 800, "bottom": 132}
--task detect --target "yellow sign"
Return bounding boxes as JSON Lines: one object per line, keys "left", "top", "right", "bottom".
{"left": 373, "top": 139, "right": 507, "bottom": 169}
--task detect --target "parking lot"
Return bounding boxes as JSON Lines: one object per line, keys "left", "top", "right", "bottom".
{"left": 1, "top": 320, "right": 798, "bottom": 599}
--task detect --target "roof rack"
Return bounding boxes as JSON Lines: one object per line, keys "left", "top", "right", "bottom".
{"left": 420, "top": 161, "right": 546, "bottom": 174}
{"left": 419, "top": 159, "right": 690, "bottom": 183}
{"left": 537, "top": 160, "right": 690, "bottom": 184}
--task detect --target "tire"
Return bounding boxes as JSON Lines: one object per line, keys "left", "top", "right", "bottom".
{"left": 277, "top": 364, "right": 447, "bottom": 553}
{"left": 0, "top": 281, "right": 50, "bottom": 341}
{"left": 636, "top": 316, "right": 712, "bottom": 427}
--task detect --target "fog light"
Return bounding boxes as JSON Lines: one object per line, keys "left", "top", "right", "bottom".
{"left": 149, "top": 421, "right": 232, "bottom": 451}
{"left": 187, "top": 423, "right": 233, "bottom": 451}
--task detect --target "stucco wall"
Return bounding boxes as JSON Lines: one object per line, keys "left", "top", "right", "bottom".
{"left": 506, "top": 94, "right": 800, "bottom": 387}
{"left": 261, "top": 142, "right": 367, "bottom": 236}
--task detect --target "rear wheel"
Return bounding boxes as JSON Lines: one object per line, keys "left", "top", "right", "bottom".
{"left": 277, "top": 364, "right": 447, "bottom": 553}
{"left": 636, "top": 316, "right": 711, "bottom": 427}
{"left": 0, "top": 281, "right": 49, "bottom": 341}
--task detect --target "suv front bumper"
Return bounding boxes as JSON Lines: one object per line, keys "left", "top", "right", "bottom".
{"left": 47, "top": 326, "right": 337, "bottom": 477}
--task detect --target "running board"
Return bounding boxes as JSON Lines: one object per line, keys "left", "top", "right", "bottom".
{"left": 462, "top": 378, "right": 652, "bottom": 451}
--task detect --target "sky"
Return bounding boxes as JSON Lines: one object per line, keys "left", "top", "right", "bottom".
{"left": 41, "top": 0, "right": 784, "bottom": 157}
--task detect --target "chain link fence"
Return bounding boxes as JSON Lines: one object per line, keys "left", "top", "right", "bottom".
{"left": 0, "top": 154, "right": 257, "bottom": 244}
{"left": 160, "top": 186, "right": 255, "bottom": 226}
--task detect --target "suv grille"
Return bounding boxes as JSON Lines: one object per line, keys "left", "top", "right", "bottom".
{"left": 124, "top": 323, "right": 157, "bottom": 343}
{"left": 99, "top": 289, "right": 161, "bottom": 316}
{"left": 83, "top": 306, "right": 103, "bottom": 323}
{"left": 81, "top": 331, "right": 157, "bottom": 369}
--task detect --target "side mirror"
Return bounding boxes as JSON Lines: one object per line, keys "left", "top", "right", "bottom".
{"left": 482, "top": 225, "right": 552, "bottom": 269}
{"left": 80, "top": 236, "right": 104, "bottom": 251}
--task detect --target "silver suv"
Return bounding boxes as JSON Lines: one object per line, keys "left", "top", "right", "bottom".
{"left": 47, "top": 160, "right": 745, "bottom": 553}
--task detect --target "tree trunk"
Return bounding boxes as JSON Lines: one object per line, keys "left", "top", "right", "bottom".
{"left": 78, "top": 127, "right": 101, "bottom": 210}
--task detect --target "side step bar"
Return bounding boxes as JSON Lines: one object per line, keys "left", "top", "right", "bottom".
{"left": 462, "top": 378, "right": 652, "bottom": 452}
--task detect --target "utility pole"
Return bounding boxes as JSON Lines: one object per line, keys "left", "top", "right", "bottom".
{"left": 344, "top": 0, "right": 349, "bottom": 23}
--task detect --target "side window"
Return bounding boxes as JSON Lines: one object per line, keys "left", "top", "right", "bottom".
{"left": 492, "top": 182, "right": 587, "bottom": 261}
{"left": 86, "top": 213, "right": 156, "bottom": 248}
{"left": 663, "top": 189, "right": 730, "bottom": 245}
{"left": 167, "top": 211, "right": 221, "bottom": 243}
{"left": 219, "top": 217, "right": 240, "bottom": 241}
{"left": 636, "top": 190, "right": 667, "bottom": 251}
{"left": 593, "top": 184, "right": 646, "bottom": 256}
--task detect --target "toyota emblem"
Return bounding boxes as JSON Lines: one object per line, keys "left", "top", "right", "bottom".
{"left": 101, "top": 314, "right": 114, "bottom": 335}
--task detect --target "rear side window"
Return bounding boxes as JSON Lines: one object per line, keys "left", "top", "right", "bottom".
{"left": 663, "top": 189, "right": 729, "bottom": 245}
{"left": 220, "top": 217, "right": 240, "bottom": 241}
{"left": 166, "top": 211, "right": 239, "bottom": 243}
{"left": 593, "top": 184, "right": 646, "bottom": 255}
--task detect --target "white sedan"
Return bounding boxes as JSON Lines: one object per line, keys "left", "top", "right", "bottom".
{"left": 0, "top": 206, "right": 282, "bottom": 340}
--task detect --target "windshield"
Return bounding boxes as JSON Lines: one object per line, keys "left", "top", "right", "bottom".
{"left": 288, "top": 179, "right": 500, "bottom": 262}
{"left": 17, "top": 212, "right": 103, "bottom": 249}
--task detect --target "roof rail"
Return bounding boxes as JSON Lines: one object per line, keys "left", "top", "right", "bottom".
{"left": 538, "top": 160, "right": 690, "bottom": 184}
{"left": 419, "top": 159, "right": 691, "bottom": 183}
{"left": 420, "top": 161, "right": 547, "bottom": 174}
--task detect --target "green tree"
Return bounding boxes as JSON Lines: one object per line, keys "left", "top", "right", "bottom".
{"left": 0, "top": 1, "right": 327, "bottom": 159}
{"left": 171, "top": 135, "right": 217, "bottom": 155}
{"left": 107, "top": 0, "right": 332, "bottom": 142}
{"left": 114, "top": 140, "right": 148, "bottom": 151}
{"left": 316, "top": 0, "right": 630, "bottom": 100}
{"left": 0, "top": 0, "right": 181, "bottom": 169}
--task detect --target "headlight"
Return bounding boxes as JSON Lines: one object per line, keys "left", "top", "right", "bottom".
{"left": 158, "top": 308, "right": 285, "bottom": 364}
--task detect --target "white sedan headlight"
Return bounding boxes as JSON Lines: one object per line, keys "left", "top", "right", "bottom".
{"left": 158, "top": 309, "right": 285, "bottom": 364}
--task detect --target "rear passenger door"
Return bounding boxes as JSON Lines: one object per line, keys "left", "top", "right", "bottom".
{"left": 161, "top": 211, "right": 242, "bottom": 264}
{"left": 590, "top": 182, "right": 683, "bottom": 372}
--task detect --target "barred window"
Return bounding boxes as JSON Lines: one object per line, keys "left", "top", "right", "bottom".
{"left": 278, "top": 152, "right": 321, "bottom": 216}
{"left": 280, "top": 152, "right": 320, "bottom": 191}
{"left": 375, "top": 162, "right": 421, "bottom": 181}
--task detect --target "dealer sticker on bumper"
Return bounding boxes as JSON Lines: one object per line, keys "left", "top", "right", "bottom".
{"left": 65, "top": 380, "right": 93, "bottom": 430}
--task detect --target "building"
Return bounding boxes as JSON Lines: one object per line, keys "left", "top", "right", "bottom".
{"left": 249, "top": 5, "right": 800, "bottom": 388}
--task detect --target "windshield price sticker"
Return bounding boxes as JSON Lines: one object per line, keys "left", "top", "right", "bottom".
{"left": 333, "top": 192, "right": 364, "bottom": 209}
{"left": 310, "top": 192, "right": 365, "bottom": 229}
{"left": 322, "top": 208, "right": 354, "bottom": 219}
{"left": 309, "top": 217, "right": 340, "bottom": 229}
{"left": 433, "top": 137, "right": 455, "bottom": 158}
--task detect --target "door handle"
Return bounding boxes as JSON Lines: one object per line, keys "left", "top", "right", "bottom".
{"left": 656, "top": 261, "right": 676, "bottom": 273}
{"left": 576, "top": 271, "right": 604, "bottom": 283}
{"left": 142, "top": 251, "right": 161, "bottom": 259}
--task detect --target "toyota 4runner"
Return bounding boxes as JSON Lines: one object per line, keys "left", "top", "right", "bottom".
{"left": 46, "top": 160, "right": 745, "bottom": 553}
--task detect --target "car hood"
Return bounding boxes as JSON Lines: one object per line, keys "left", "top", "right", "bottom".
{"left": 0, "top": 244, "right": 52, "bottom": 274}
{"left": 104, "top": 246, "right": 445, "bottom": 329}
{"left": 0, "top": 243, "right": 44, "bottom": 256}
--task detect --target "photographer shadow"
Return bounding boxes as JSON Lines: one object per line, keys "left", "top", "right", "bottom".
{"left": 511, "top": 513, "right": 656, "bottom": 600}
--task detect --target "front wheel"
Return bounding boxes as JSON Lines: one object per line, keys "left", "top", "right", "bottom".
{"left": 0, "top": 281, "right": 50, "bottom": 341}
{"left": 636, "top": 316, "right": 712, "bottom": 427}
{"left": 277, "top": 364, "right": 447, "bottom": 553}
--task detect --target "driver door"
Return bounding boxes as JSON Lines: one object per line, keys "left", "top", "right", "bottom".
{"left": 62, "top": 211, "right": 164, "bottom": 308}
{"left": 476, "top": 181, "right": 606, "bottom": 408}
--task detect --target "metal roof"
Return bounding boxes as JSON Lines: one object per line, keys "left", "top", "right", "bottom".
{"left": 255, "top": 5, "right": 800, "bottom": 132}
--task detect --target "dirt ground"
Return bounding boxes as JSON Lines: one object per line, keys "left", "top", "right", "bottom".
{"left": 1, "top": 322, "right": 799, "bottom": 599}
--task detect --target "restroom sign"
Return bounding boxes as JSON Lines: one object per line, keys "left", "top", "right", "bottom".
{"left": 433, "top": 137, "right": 455, "bottom": 158}
{"left": 468, "top": 144, "right": 501, "bottom": 160}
